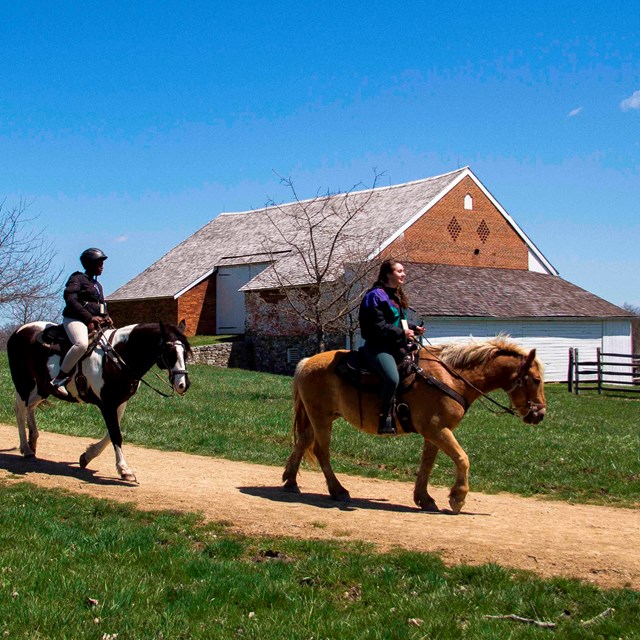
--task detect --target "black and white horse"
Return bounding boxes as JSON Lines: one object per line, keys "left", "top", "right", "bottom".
{"left": 7, "top": 321, "right": 191, "bottom": 482}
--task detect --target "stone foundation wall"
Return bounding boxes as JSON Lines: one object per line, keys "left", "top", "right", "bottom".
{"left": 189, "top": 342, "right": 251, "bottom": 368}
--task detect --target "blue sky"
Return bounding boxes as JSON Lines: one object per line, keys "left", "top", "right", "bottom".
{"left": 1, "top": 1, "right": 638, "bottom": 308}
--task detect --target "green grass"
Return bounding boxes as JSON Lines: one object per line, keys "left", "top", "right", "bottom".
{"left": 188, "top": 334, "right": 241, "bottom": 347}
{"left": 0, "top": 481, "right": 638, "bottom": 640}
{"left": 1, "top": 353, "right": 639, "bottom": 507}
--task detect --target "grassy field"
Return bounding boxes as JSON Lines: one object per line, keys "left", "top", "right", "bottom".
{"left": 0, "top": 480, "right": 638, "bottom": 640}
{"left": 1, "top": 353, "right": 639, "bottom": 508}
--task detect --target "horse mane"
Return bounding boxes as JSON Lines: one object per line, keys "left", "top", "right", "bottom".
{"left": 427, "top": 334, "right": 538, "bottom": 370}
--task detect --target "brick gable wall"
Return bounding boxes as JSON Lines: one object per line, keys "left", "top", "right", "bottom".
{"left": 177, "top": 276, "right": 216, "bottom": 335}
{"left": 392, "top": 177, "right": 528, "bottom": 269}
{"left": 108, "top": 297, "right": 178, "bottom": 329}
{"left": 109, "top": 275, "right": 216, "bottom": 336}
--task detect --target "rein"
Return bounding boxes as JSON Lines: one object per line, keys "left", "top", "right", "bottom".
{"left": 99, "top": 329, "right": 179, "bottom": 398}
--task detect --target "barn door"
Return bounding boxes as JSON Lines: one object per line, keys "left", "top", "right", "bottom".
{"left": 216, "top": 263, "right": 268, "bottom": 334}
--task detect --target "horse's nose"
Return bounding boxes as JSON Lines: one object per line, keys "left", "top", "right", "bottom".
{"left": 175, "top": 375, "right": 189, "bottom": 395}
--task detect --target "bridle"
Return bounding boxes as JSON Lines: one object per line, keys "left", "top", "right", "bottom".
{"left": 157, "top": 339, "right": 189, "bottom": 385}
{"left": 504, "top": 361, "right": 546, "bottom": 420}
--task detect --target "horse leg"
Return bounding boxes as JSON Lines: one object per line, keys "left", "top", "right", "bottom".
{"left": 282, "top": 388, "right": 315, "bottom": 493}
{"left": 14, "top": 392, "right": 34, "bottom": 457}
{"left": 98, "top": 402, "right": 137, "bottom": 483}
{"left": 79, "top": 433, "right": 111, "bottom": 469}
{"left": 413, "top": 439, "right": 440, "bottom": 512}
{"left": 313, "top": 423, "right": 350, "bottom": 502}
{"left": 429, "top": 428, "right": 469, "bottom": 514}
{"left": 26, "top": 407, "right": 39, "bottom": 456}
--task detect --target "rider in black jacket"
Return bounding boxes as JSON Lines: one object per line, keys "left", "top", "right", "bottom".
{"left": 51, "top": 248, "right": 113, "bottom": 396}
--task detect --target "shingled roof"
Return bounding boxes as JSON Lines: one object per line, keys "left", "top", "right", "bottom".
{"left": 109, "top": 167, "right": 551, "bottom": 301}
{"left": 405, "top": 263, "right": 631, "bottom": 318}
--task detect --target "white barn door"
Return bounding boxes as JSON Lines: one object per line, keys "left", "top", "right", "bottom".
{"left": 216, "top": 263, "right": 268, "bottom": 334}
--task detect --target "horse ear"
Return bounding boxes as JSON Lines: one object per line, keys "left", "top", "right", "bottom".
{"left": 178, "top": 319, "right": 186, "bottom": 333}
{"left": 524, "top": 349, "right": 537, "bottom": 369}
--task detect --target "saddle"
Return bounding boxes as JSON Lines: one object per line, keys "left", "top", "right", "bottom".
{"left": 37, "top": 324, "right": 71, "bottom": 354}
{"left": 335, "top": 346, "right": 419, "bottom": 394}
{"left": 36, "top": 324, "right": 106, "bottom": 397}
{"left": 335, "top": 346, "right": 419, "bottom": 432}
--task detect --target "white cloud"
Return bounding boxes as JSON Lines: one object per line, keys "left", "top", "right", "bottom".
{"left": 620, "top": 90, "right": 640, "bottom": 112}
{"left": 568, "top": 107, "right": 583, "bottom": 117}
{"left": 114, "top": 235, "right": 129, "bottom": 243}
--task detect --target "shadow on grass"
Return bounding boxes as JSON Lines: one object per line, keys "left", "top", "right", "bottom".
{"left": 0, "top": 449, "right": 135, "bottom": 487}
{"left": 238, "top": 485, "right": 489, "bottom": 516}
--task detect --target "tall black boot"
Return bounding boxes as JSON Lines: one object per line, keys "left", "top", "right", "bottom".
{"left": 377, "top": 410, "right": 396, "bottom": 435}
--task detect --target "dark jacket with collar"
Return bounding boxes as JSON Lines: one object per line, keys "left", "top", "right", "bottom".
{"left": 359, "top": 286, "right": 415, "bottom": 355}
{"left": 62, "top": 271, "right": 106, "bottom": 323}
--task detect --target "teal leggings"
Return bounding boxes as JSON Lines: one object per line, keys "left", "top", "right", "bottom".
{"left": 363, "top": 345, "right": 399, "bottom": 415}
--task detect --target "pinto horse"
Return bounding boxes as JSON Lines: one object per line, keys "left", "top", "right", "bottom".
{"left": 7, "top": 321, "right": 191, "bottom": 482}
{"left": 283, "top": 336, "right": 546, "bottom": 513}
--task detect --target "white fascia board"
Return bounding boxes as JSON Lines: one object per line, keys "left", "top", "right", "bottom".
{"left": 173, "top": 267, "right": 217, "bottom": 299}
{"left": 467, "top": 172, "right": 558, "bottom": 275}
{"left": 368, "top": 167, "right": 559, "bottom": 277}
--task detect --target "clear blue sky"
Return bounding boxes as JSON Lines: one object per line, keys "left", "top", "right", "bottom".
{"left": 2, "top": 1, "right": 638, "bottom": 307}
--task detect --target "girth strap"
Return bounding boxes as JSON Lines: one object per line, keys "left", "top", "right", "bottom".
{"left": 414, "top": 366, "right": 469, "bottom": 412}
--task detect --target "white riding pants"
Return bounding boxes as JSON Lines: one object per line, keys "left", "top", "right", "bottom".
{"left": 60, "top": 317, "right": 89, "bottom": 374}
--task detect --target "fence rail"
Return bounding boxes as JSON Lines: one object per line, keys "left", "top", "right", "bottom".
{"left": 568, "top": 348, "right": 640, "bottom": 394}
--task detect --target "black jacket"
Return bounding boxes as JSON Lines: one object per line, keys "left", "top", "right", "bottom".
{"left": 62, "top": 271, "right": 106, "bottom": 323}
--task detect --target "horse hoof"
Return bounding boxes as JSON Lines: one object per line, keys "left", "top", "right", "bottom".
{"left": 22, "top": 451, "right": 36, "bottom": 459}
{"left": 331, "top": 490, "right": 351, "bottom": 503}
{"left": 418, "top": 501, "right": 439, "bottom": 513}
{"left": 283, "top": 483, "right": 301, "bottom": 494}
{"left": 448, "top": 497, "right": 465, "bottom": 514}
{"left": 121, "top": 473, "right": 138, "bottom": 483}
{"left": 79, "top": 453, "right": 88, "bottom": 469}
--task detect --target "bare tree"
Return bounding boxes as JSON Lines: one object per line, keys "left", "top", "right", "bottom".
{"left": 0, "top": 199, "right": 62, "bottom": 326}
{"left": 260, "top": 172, "right": 408, "bottom": 352}
{"left": 622, "top": 302, "right": 640, "bottom": 316}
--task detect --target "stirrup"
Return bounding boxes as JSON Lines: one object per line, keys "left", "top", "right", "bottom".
{"left": 377, "top": 413, "right": 396, "bottom": 435}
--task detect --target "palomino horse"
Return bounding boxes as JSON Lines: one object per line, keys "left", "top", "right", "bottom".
{"left": 283, "top": 336, "right": 546, "bottom": 513}
{"left": 7, "top": 321, "right": 191, "bottom": 482}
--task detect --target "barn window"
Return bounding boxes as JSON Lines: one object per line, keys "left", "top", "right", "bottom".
{"left": 477, "top": 219, "right": 490, "bottom": 243}
{"left": 287, "top": 347, "right": 301, "bottom": 365}
{"left": 447, "top": 216, "right": 462, "bottom": 241}
{"left": 464, "top": 194, "right": 473, "bottom": 210}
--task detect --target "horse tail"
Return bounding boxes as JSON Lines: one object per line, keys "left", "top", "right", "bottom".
{"left": 292, "top": 358, "right": 318, "bottom": 467}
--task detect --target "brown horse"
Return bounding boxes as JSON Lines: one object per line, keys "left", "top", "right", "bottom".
{"left": 283, "top": 336, "right": 546, "bottom": 513}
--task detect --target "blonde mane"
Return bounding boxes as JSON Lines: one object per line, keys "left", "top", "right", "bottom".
{"left": 427, "top": 335, "right": 539, "bottom": 370}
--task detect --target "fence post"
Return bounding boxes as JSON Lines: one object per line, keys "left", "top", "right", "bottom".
{"left": 568, "top": 348, "right": 574, "bottom": 393}
{"left": 597, "top": 347, "right": 602, "bottom": 395}
{"left": 574, "top": 348, "right": 580, "bottom": 395}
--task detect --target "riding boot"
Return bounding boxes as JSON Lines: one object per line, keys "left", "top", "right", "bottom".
{"left": 377, "top": 410, "right": 396, "bottom": 435}
{"left": 51, "top": 371, "right": 70, "bottom": 397}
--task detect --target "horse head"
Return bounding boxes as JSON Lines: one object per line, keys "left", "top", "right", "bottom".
{"left": 505, "top": 348, "right": 546, "bottom": 424}
{"left": 157, "top": 320, "right": 192, "bottom": 395}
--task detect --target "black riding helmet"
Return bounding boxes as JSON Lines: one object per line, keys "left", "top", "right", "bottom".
{"left": 80, "top": 247, "right": 108, "bottom": 271}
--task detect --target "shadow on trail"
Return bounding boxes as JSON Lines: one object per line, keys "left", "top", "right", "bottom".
{"left": 0, "top": 449, "right": 134, "bottom": 487}
{"left": 239, "top": 485, "right": 488, "bottom": 516}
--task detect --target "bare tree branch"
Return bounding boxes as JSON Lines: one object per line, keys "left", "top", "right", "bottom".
{"left": 0, "top": 199, "right": 63, "bottom": 326}
{"left": 259, "top": 171, "right": 410, "bottom": 352}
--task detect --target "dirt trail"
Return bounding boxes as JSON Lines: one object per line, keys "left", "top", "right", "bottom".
{"left": 0, "top": 423, "right": 638, "bottom": 590}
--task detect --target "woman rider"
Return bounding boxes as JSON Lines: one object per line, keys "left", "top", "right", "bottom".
{"left": 51, "top": 248, "right": 113, "bottom": 396}
{"left": 358, "top": 260, "right": 424, "bottom": 435}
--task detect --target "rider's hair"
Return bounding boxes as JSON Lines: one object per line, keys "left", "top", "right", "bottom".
{"left": 373, "top": 259, "right": 409, "bottom": 308}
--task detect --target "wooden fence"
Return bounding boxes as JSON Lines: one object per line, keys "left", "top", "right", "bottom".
{"left": 568, "top": 348, "right": 640, "bottom": 394}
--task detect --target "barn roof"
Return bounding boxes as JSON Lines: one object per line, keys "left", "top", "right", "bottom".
{"left": 108, "top": 167, "right": 554, "bottom": 301}
{"left": 405, "top": 263, "right": 632, "bottom": 318}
